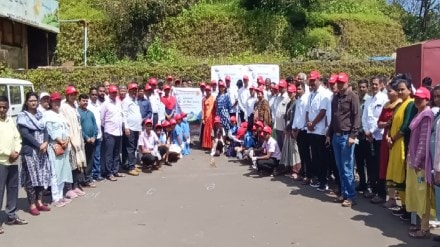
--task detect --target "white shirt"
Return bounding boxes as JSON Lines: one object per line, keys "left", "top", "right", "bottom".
{"left": 245, "top": 96, "right": 257, "bottom": 119}
{"left": 87, "top": 99, "right": 102, "bottom": 139}
{"left": 228, "top": 88, "right": 238, "bottom": 113}
{"left": 305, "top": 86, "right": 330, "bottom": 135}
{"left": 101, "top": 98, "right": 123, "bottom": 136}
{"left": 149, "top": 92, "right": 161, "bottom": 114}
{"left": 324, "top": 88, "right": 334, "bottom": 131}
{"left": 238, "top": 86, "right": 250, "bottom": 113}
{"left": 122, "top": 96, "right": 143, "bottom": 132}
{"left": 274, "top": 92, "right": 290, "bottom": 131}
{"left": 362, "top": 91, "right": 388, "bottom": 140}
{"left": 269, "top": 93, "right": 278, "bottom": 121}
{"left": 37, "top": 105, "right": 48, "bottom": 113}
{"left": 292, "top": 91, "right": 310, "bottom": 130}
{"left": 262, "top": 137, "right": 281, "bottom": 160}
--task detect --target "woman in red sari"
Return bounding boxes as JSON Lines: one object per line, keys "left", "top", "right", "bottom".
{"left": 373, "top": 84, "right": 402, "bottom": 206}
{"left": 202, "top": 86, "right": 216, "bottom": 149}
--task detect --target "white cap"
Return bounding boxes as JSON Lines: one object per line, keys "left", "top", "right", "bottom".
{"left": 39, "top": 92, "right": 50, "bottom": 100}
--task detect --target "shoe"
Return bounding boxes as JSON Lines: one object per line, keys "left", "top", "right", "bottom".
{"left": 370, "top": 196, "right": 385, "bottom": 204}
{"left": 383, "top": 199, "right": 397, "bottom": 209}
{"left": 127, "top": 169, "right": 140, "bottom": 176}
{"left": 62, "top": 197, "right": 72, "bottom": 204}
{"left": 5, "top": 217, "right": 28, "bottom": 225}
{"left": 400, "top": 212, "right": 411, "bottom": 221}
{"left": 301, "top": 178, "right": 311, "bottom": 185}
{"left": 363, "top": 191, "right": 375, "bottom": 199}
{"left": 29, "top": 207, "right": 40, "bottom": 216}
{"left": 74, "top": 188, "right": 86, "bottom": 196}
{"left": 36, "top": 204, "right": 51, "bottom": 212}
{"left": 93, "top": 176, "right": 105, "bottom": 182}
{"left": 135, "top": 167, "right": 142, "bottom": 173}
{"left": 310, "top": 181, "right": 320, "bottom": 188}
{"left": 52, "top": 200, "right": 66, "bottom": 208}
{"left": 66, "top": 190, "right": 78, "bottom": 199}
{"left": 341, "top": 199, "right": 357, "bottom": 207}
{"left": 317, "top": 184, "right": 329, "bottom": 192}
{"left": 107, "top": 175, "right": 117, "bottom": 181}
{"left": 392, "top": 207, "right": 405, "bottom": 216}
{"left": 164, "top": 161, "right": 172, "bottom": 166}
{"left": 355, "top": 185, "right": 367, "bottom": 192}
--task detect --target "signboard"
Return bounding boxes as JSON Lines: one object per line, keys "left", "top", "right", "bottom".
{"left": 211, "top": 64, "right": 280, "bottom": 88}
{"left": 173, "top": 87, "right": 203, "bottom": 122}
{"left": 0, "top": 0, "right": 59, "bottom": 33}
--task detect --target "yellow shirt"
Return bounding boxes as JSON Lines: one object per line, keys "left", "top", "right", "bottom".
{"left": 0, "top": 117, "right": 22, "bottom": 165}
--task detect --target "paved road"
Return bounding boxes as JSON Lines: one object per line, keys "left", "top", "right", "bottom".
{"left": 0, "top": 149, "right": 438, "bottom": 247}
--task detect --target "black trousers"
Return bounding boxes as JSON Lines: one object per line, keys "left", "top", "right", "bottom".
{"left": 84, "top": 142, "right": 95, "bottom": 184}
{"left": 297, "top": 130, "right": 312, "bottom": 178}
{"left": 122, "top": 130, "right": 140, "bottom": 170}
{"left": 257, "top": 157, "right": 280, "bottom": 173}
{"left": 21, "top": 159, "right": 44, "bottom": 205}
{"left": 0, "top": 164, "right": 19, "bottom": 220}
{"left": 141, "top": 153, "right": 156, "bottom": 167}
{"left": 152, "top": 113, "right": 159, "bottom": 127}
{"left": 102, "top": 133, "right": 122, "bottom": 178}
{"left": 369, "top": 140, "right": 385, "bottom": 198}
{"left": 326, "top": 144, "right": 339, "bottom": 185}
{"left": 239, "top": 110, "right": 246, "bottom": 123}
{"left": 308, "top": 133, "right": 327, "bottom": 185}
{"left": 355, "top": 138, "right": 372, "bottom": 190}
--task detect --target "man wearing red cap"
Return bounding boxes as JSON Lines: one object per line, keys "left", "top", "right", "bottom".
{"left": 251, "top": 125, "right": 282, "bottom": 176}
{"left": 245, "top": 86, "right": 258, "bottom": 127}
{"left": 138, "top": 85, "right": 153, "bottom": 121}
{"left": 121, "top": 83, "right": 143, "bottom": 176}
{"left": 326, "top": 72, "right": 360, "bottom": 207}
{"left": 305, "top": 71, "right": 332, "bottom": 191}
{"left": 211, "top": 80, "right": 218, "bottom": 97}
{"left": 273, "top": 79, "right": 289, "bottom": 150}
{"left": 264, "top": 78, "right": 272, "bottom": 100}
{"left": 100, "top": 85, "right": 124, "bottom": 181}
{"left": 238, "top": 75, "right": 251, "bottom": 122}
{"left": 60, "top": 86, "right": 87, "bottom": 196}
{"left": 225, "top": 76, "right": 238, "bottom": 119}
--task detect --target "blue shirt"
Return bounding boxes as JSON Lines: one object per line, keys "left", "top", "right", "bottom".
{"left": 172, "top": 125, "right": 183, "bottom": 145}
{"left": 139, "top": 97, "right": 153, "bottom": 120}
{"left": 243, "top": 131, "right": 255, "bottom": 149}
{"left": 78, "top": 107, "right": 98, "bottom": 141}
{"left": 181, "top": 121, "right": 190, "bottom": 140}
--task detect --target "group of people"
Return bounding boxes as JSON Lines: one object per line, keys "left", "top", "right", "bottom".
{"left": 199, "top": 71, "right": 440, "bottom": 239}
{"left": 0, "top": 76, "right": 192, "bottom": 234}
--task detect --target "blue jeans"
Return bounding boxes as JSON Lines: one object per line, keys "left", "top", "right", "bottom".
{"left": 92, "top": 138, "right": 102, "bottom": 178}
{"left": 332, "top": 134, "right": 356, "bottom": 200}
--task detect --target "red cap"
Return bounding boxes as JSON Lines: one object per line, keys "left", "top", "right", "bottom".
{"left": 211, "top": 80, "right": 217, "bottom": 85}
{"left": 240, "top": 122, "right": 248, "bottom": 128}
{"left": 278, "top": 80, "right": 287, "bottom": 88}
{"left": 162, "top": 120, "right": 170, "bottom": 127}
{"left": 230, "top": 116, "right": 237, "bottom": 122}
{"left": 287, "top": 85, "right": 297, "bottom": 93}
{"left": 219, "top": 81, "right": 226, "bottom": 87}
{"left": 174, "top": 113, "right": 182, "bottom": 121}
{"left": 257, "top": 75, "right": 264, "bottom": 81}
{"left": 257, "top": 78, "right": 264, "bottom": 85}
{"left": 414, "top": 87, "right": 431, "bottom": 100}
{"left": 66, "top": 86, "right": 78, "bottom": 95}
{"left": 205, "top": 85, "right": 212, "bottom": 91}
{"left": 243, "top": 75, "right": 249, "bottom": 80}
{"left": 128, "top": 83, "right": 138, "bottom": 90}
{"left": 214, "top": 116, "right": 221, "bottom": 123}
{"left": 50, "top": 92, "right": 62, "bottom": 101}
{"left": 225, "top": 75, "right": 231, "bottom": 81}
{"left": 148, "top": 78, "right": 158, "bottom": 85}
{"left": 145, "top": 84, "right": 152, "bottom": 91}
{"left": 336, "top": 73, "right": 349, "bottom": 84}
{"left": 144, "top": 118, "right": 153, "bottom": 125}
{"left": 309, "top": 70, "right": 321, "bottom": 80}
{"left": 200, "top": 82, "right": 206, "bottom": 88}
{"left": 109, "top": 85, "right": 118, "bottom": 93}
{"left": 263, "top": 125, "right": 272, "bottom": 135}
{"left": 181, "top": 112, "right": 187, "bottom": 118}
{"left": 255, "top": 86, "right": 264, "bottom": 93}
{"left": 249, "top": 85, "right": 256, "bottom": 91}
{"left": 167, "top": 75, "right": 173, "bottom": 81}
{"left": 328, "top": 74, "right": 338, "bottom": 84}
{"left": 170, "top": 119, "right": 177, "bottom": 125}
{"left": 155, "top": 123, "right": 162, "bottom": 128}
{"left": 163, "top": 85, "right": 171, "bottom": 90}
{"left": 271, "top": 84, "right": 279, "bottom": 90}
{"left": 255, "top": 120, "right": 264, "bottom": 128}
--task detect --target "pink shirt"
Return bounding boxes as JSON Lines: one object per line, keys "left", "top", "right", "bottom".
{"left": 100, "top": 98, "right": 123, "bottom": 136}
{"left": 138, "top": 130, "right": 159, "bottom": 151}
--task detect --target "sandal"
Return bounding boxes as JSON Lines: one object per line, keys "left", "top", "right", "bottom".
{"left": 6, "top": 217, "right": 28, "bottom": 225}
{"left": 114, "top": 173, "right": 126, "bottom": 177}
{"left": 84, "top": 182, "right": 96, "bottom": 188}
{"left": 409, "top": 229, "right": 431, "bottom": 239}
{"left": 107, "top": 176, "right": 117, "bottom": 181}
{"left": 341, "top": 199, "right": 357, "bottom": 207}
{"left": 333, "top": 196, "right": 345, "bottom": 203}
{"left": 382, "top": 199, "right": 397, "bottom": 209}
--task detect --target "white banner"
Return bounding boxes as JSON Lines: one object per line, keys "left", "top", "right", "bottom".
{"left": 244, "top": 64, "right": 280, "bottom": 85}
{"left": 173, "top": 87, "right": 203, "bottom": 122}
{"left": 211, "top": 64, "right": 280, "bottom": 88}
{"left": 211, "top": 65, "right": 245, "bottom": 92}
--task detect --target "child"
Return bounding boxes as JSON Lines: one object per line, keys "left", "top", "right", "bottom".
{"left": 180, "top": 112, "right": 191, "bottom": 155}
{"left": 252, "top": 125, "right": 282, "bottom": 176}
{"left": 167, "top": 118, "right": 182, "bottom": 162}
{"left": 211, "top": 116, "right": 226, "bottom": 156}
{"left": 155, "top": 122, "right": 171, "bottom": 166}
{"left": 138, "top": 119, "right": 160, "bottom": 170}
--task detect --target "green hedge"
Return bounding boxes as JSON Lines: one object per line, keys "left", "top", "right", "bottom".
{"left": 1, "top": 60, "right": 394, "bottom": 93}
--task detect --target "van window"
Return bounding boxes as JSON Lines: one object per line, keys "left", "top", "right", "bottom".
{"left": 0, "top": 85, "right": 7, "bottom": 97}
{"left": 9, "top": 85, "right": 21, "bottom": 105}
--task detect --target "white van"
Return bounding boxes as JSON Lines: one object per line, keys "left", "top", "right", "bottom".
{"left": 0, "top": 78, "right": 35, "bottom": 118}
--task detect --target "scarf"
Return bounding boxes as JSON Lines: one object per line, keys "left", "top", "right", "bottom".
{"left": 16, "top": 110, "right": 45, "bottom": 131}
{"left": 409, "top": 107, "right": 434, "bottom": 184}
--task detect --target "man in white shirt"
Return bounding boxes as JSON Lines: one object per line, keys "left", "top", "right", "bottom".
{"left": 264, "top": 78, "right": 272, "bottom": 100}
{"left": 253, "top": 126, "right": 282, "bottom": 176}
{"left": 87, "top": 87, "right": 104, "bottom": 181}
{"left": 121, "top": 83, "right": 142, "bottom": 176}
{"left": 226, "top": 75, "right": 238, "bottom": 118}
{"left": 238, "top": 75, "right": 250, "bottom": 122}
{"left": 211, "top": 80, "right": 218, "bottom": 97}
{"left": 245, "top": 86, "right": 257, "bottom": 125}
{"left": 269, "top": 84, "right": 278, "bottom": 121}
{"left": 305, "top": 70, "right": 331, "bottom": 191}
{"left": 362, "top": 77, "right": 388, "bottom": 203}
{"left": 148, "top": 78, "right": 161, "bottom": 126}
{"left": 273, "top": 79, "right": 289, "bottom": 150}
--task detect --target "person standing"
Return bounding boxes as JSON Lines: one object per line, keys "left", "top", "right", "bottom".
{"left": 253, "top": 86, "right": 272, "bottom": 126}
{"left": 60, "top": 86, "right": 87, "bottom": 198}
{"left": 97, "top": 85, "right": 106, "bottom": 104}
{"left": 202, "top": 86, "right": 216, "bottom": 149}
{"left": 361, "top": 77, "right": 388, "bottom": 201}
{"left": 326, "top": 73, "right": 360, "bottom": 207}
{"left": 161, "top": 85, "right": 177, "bottom": 121}
{"left": 0, "top": 96, "right": 27, "bottom": 233}
{"left": 140, "top": 85, "right": 153, "bottom": 120}
{"left": 78, "top": 94, "right": 98, "bottom": 187}
{"left": 225, "top": 76, "right": 238, "bottom": 118}
{"left": 38, "top": 92, "right": 50, "bottom": 113}
{"left": 148, "top": 78, "right": 161, "bottom": 126}
{"left": 118, "top": 85, "right": 128, "bottom": 103}
{"left": 273, "top": 80, "right": 289, "bottom": 150}
{"left": 101, "top": 85, "right": 124, "bottom": 181}
{"left": 238, "top": 75, "right": 250, "bottom": 123}
{"left": 17, "top": 92, "right": 51, "bottom": 216}
{"left": 216, "top": 81, "right": 232, "bottom": 132}
{"left": 245, "top": 86, "right": 258, "bottom": 128}
{"left": 88, "top": 87, "right": 104, "bottom": 181}
{"left": 306, "top": 71, "right": 331, "bottom": 191}
{"left": 122, "top": 83, "right": 142, "bottom": 176}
